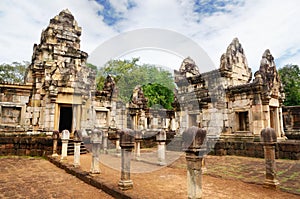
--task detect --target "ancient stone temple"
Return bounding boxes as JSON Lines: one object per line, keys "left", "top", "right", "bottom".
{"left": 0, "top": 10, "right": 288, "bottom": 142}
{"left": 0, "top": 9, "right": 114, "bottom": 135}
{"left": 174, "top": 38, "right": 286, "bottom": 140}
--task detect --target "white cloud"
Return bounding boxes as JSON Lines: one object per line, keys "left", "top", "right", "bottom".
{"left": 190, "top": 0, "right": 300, "bottom": 71}
{"left": 0, "top": 0, "right": 300, "bottom": 74}
{"left": 0, "top": 0, "right": 114, "bottom": 63}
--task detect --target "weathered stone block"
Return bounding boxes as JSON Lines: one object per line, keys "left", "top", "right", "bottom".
{"left": 118, "top": 129, "right": 135, "bottom": 148}
{"left": 182, "top": 126, "right": 206, "bottom": 152}
{"left": 261, "top": 128, "right": 277, "bottom": 143}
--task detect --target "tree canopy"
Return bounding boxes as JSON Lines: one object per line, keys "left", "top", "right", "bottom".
{"left": 278, "top": 64, "right": 300, "bottom": 106}
{"left": 0, "top": 61, "right": 28, "bottom": 83}
{"left": 95, "top": 58, "right": 175, "bottom": 109}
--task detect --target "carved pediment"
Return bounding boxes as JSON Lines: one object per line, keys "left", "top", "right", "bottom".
{"left": 179, "top": 57, "right": 200, "bottom": 77}
{"left": 255, "top": 49, "right": 283, "bottom": 98}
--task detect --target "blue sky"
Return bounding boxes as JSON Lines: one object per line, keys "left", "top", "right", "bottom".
{"left": 95, "top": 0, "right": 136, "bottom": 26}
{"left": 0, "top": 0, "right": 300, "bottom": 73}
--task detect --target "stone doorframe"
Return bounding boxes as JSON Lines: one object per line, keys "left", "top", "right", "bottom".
{"left": 54, "top": 103, "right": 82, "bottom": 135}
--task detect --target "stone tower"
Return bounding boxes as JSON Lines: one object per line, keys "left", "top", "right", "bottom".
{"left": 24, "top": 9, "right": 96, "bottom": 133}
{"left": 220, "top": 38, "right": 252, "bottom": 86}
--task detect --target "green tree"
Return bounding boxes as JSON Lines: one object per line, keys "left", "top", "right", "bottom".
{"left": 0, "top": 61, "right": 28, "bottom": 83}
{"left": 142, "top": 83, "right": 174, "bottom": 110}
{"left": 278, "top": 64, "right": 300, "bottom": 106}
{"left": 96, "top": 58, "right": 175, "bottom": 109}
{"left": 96, "top": 58, "right": 139, "bottom": 91}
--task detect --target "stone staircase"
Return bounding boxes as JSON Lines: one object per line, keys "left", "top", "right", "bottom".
{"left": 67, "top": 139, "right": 89, "bottom": 155}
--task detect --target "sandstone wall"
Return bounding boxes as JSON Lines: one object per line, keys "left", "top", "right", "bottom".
{"left": 283, "top": 106, "right": 300, "bottom": 139}
{"left": 0, "top": 136, "right": 56, "bottom": 156}
{"left": 211, "top": 140, "right": 300, "bottom": 160}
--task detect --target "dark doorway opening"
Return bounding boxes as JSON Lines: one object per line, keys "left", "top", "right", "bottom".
{"left": 59, "top": 106, "right": 73, "bottom": 132}
{"left": 237, "top": 111, "right": 249, "bottom": 131}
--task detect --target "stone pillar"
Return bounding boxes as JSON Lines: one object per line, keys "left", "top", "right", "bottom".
{"left": 90, "top": 129, "right": 102, "bottom": 174}
{"left": 118, "top": 128, "right": 135, "bottom": 190}
{"left": 156, "top": 130, "right": 167, "bottom": 166}
{"left": 60, "top": 130, "right": 70, "bottom": 161}
{"left": 261, "top": 128, "right": 279, "bottom": 189}
{"left": 102, "top": 129, "right": 108, "bottom": 154}
{"left": 182, "top": 126, "right": 207, "bottom": 199}
{"left": 115, "top": 132, "right": 121, "bottom": 157}
{"left": 171, "top": 118, "right": 176, "bottom": 131}
{"left": 152, "top": 118, "right": 158, "bottom": 129}
{"left": 134, "top": 130, "right": 143, "bottom": 161}
{"left": 73, "top": 130, "right": 81, "bottom": 168}
{"left": 52, "top": 130, "right": 59, "bottom": 157}
{"left": 140, "top": 110, "right": 147, "bottom": 130}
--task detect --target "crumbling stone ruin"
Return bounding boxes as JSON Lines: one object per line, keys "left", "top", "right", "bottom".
{"left": 0, "top": 9, "right": 109, "bottom": 135}
{"left": 0, "top": 10, "right": 296, "bottom": 142}
{"left": 174, "top": 38, "right": 285, "bottom": 141}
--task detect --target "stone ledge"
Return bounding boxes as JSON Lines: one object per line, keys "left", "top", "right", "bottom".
{"left": 46, "top": 156, "right": 133, "bottom": 199}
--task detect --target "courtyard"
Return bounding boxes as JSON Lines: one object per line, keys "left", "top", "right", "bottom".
{"left": 1, "top": 151, "right": 299, "bottom": 198}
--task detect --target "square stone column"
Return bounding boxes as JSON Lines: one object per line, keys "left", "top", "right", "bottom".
{"left": 73, "top": 130, "right": 81, "bottom": 168}
{"left": 90, "top": 129, "right": 102, "bottom": 174}
{"left": 156, "top": 130, "right": 167, "bottom": 166}
{"left": 102, "top": 129, "right": 109, "bottom": 154}
{"left": 118, "top": 128, "right": 135, "bottom": 190}
{"left": 261, "top": 128, "right": 279, "bottom": 189}
{"left": 52, "top": 130, "right": 59, "bottom": 157}
{"left": 182, "top": 126, "right": 207, "bottom": 199}
{"left": 60, "top": 130, "right": 70, "bottom": 161}
{"left": 115, "top": 137, "right": 121, "bottom": 157}
{"left": 134, "top": 130, "right": 143, "bottom": 161}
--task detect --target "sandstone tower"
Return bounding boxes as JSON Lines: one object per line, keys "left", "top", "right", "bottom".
{"left": 24, "top": 9, "right": 96, "bottom": 133}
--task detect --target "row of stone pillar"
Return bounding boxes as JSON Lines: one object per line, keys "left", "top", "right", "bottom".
{"left": 182, "top": 127, "right": 280, "bottom": 199}
{"left": 52, "top": 127, "right": 279, "bottom": 198}
{"left": 111, "top": 129, "right": 167, "bottom": 165}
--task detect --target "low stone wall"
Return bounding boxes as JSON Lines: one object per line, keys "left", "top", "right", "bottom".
{"left": 285, "top": 130, "right": 300, "bottom": 140}
{"left": 0, "top": 136, "right": 57, "bottom": 157}
{"left": 166, "top": 138, "right": 300, "bottom": 160}
{"left": 210, "top": 140, "right": 300, "bottom": 160}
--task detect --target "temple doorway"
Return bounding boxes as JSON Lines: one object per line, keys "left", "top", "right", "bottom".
{"left": 59, "top": 106, "right": 73, "bottom": 132}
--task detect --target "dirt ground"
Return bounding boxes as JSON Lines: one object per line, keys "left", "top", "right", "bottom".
{"left": 0, "top": 156, "right": 113, "bottom": 199}
{"left": 65, "top": 150, "right": 300, "bottom": 199}
{"left": 1, "top": 151, "right": 299, "bottom": 199}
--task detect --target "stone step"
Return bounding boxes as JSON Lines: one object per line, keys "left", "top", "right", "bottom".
{"left": 67, "top": 139, "right": 89, "bottom": 155}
